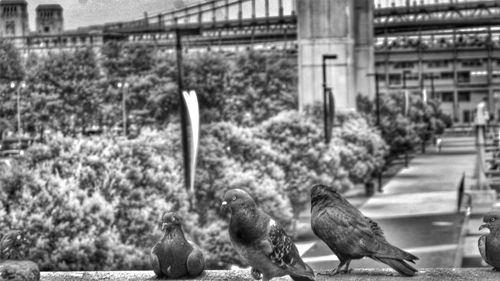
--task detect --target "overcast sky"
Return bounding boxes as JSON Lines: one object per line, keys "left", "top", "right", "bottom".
{"left": 26, "top": 0, "right": 201, "bottom": 30}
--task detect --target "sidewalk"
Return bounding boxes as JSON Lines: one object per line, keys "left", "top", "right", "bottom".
{"left": 300, "top": 135, "right": 477, "bottom": 270}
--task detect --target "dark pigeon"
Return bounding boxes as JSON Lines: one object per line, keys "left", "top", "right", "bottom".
{"left": 221, "top": 188, "right": 315, "bottom": 281}
{"left": 478, "top": 210, "right": 500, "bottom": 271}
{"left": 150, "top": 212, "right": 205, "bottom": 278}
{"left": 310, "top": 184, "right": 419, "bottom": 276}
{"left": 0, "top": 230, "right": 25, "bottom": 260}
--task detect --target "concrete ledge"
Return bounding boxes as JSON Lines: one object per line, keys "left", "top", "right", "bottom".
{"left": 41, "top": 268, "right": 500, "bottom": 281}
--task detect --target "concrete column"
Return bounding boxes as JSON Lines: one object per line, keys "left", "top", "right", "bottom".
{"left": 297, "top": 0, "right": 374, "bottom": 111}
{"left": 354, "top": 0, "right": 375, "bottom": 99}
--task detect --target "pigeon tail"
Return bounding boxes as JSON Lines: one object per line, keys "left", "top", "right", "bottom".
{"left": 289, "top": 263, "right": 315, "bottom": 281}
{"left": 375, "top": 257, "right": 418, "bottom": 276}
{"left": 290, "top": 274, "right": 316, "bottom": 281}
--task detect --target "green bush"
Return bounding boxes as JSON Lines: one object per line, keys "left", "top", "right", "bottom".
{"left": 0, "top": 131, "right": 193, "bottom": 270}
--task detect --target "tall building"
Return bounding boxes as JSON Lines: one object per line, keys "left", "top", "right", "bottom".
{"left": 36, "top": 4, "right": 63, "bottom": 34}
{"left": 0, "top": 0, "right": 28, "bottom": 37}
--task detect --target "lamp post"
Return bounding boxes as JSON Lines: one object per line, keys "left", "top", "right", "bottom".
{"left": 10, "top": 81, "right": 25, "bottom": 147}
{"left": 117, "top": 81, "right": 129, "bottom": 136}
{"left": 322, "top": 54, "right": 337, "bottom": 144}
{"left": 402, "top": 70, "right": 411, "bottom": 168}
{"left": 367, "top": 72, "right": 383, "bottom": 192}
{"left": 367, "top": 73, "right": 381, "bottom": 126}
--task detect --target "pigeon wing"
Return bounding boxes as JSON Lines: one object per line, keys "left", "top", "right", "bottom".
{"left": 150, "top": 243, "right": 163, "bottom": 277}
{"left": 265, "top": 221, "right": 315, "bottom": 280}
{"left": 186, "top": 240, "right": 205, "bottom": 277}
{"left": 478, "top": 235, "right": 491, "bottom": 266}
{"left": 313, "top": 202, "right": 415, "bottom": 261}
{"left": 312, "top": 202, "right": 380, "bottom": 258}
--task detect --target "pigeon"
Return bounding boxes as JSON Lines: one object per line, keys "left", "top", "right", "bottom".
{"left": 221, "top": 188, "right": 315, "bottom": 281}
{"left": 0, "top": 230, "right": 25, "bottom": 260}
{"left": 310, "top": 184, "right": 419, "bottom": 276}
{"left": 150, "top": 212, "right": 205, "bottom": 278}
{"left": 478, "top": 210, "right": 500, "bottom": 271}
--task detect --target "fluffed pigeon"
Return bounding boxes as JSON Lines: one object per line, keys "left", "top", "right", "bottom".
{"left": 478, "top": 210, "right": 500, "bottom": 271}
{"left": 310, "top": 184, "right": 419, "bottom": 276}
{"left": 150, "top": 212, "right": 205, "bottom": 278}
{"left": 0, "top": 230, "right": 25, "bottom": 260}
{"left": 221, "top": 188, "right": 315, "bottom": 281}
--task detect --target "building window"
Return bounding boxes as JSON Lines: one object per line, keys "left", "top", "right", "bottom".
{"left": 440, "top": 72, "right": 454, "bottom": 79}
{"left": 388, "top": 74, "right": 401, "bottom": 86}
{"left": 441, "top": 92, "right": 454, "bottom": 102}
{"left": 394, "top": 61, "right": 414, "bottom": 69}
{"left": 5, "top": 20, "right": 15, "bottom": 35}
{"left": 463, "top": 110, "right": 472, "bottom": 123}
{"left": 461, "top": 59, "right": 482, "bottom": 67}
{"left": 458, "top": 91, "right": 470, "bottom": 102}
{"left": 457, "top": 71, "right": 470, "bottom": 83}
{"left": 427, "top": 60, "right": 449, "bottom": 68}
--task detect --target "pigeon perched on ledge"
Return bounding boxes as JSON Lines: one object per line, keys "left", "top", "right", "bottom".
{"left": 221, "top": 188, "right": 315, "bottom": 281}
{"left": 150, "top": 212, "right": 205, "bottom": 278}
{"left": 0, "top": 230, "right": 25, "bottom": 260}
{"left": 310, "top": 184, "right": 419, "bottom": 276}
{"left": 478, "top": 210, "right": 500, "bottom": 271}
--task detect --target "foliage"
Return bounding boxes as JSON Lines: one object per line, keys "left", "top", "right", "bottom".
{"left": 26, "top": 48, "right": 103, "bottom": 136}
{"left": 223, "top": 51, "right": 298, "bottom": 126}
{"left": 0, "top": 131, "right": 192, "bottom": 270}
{"left": 356, "top": 93, "right": 452, "bottom": 159}
{"left": 0, "top": 39, "right": 25, "bottom": 81}
{"left": 0, "top": 45, "right": 419, "bottom": 271}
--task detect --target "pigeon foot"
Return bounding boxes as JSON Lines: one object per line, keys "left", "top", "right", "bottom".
{"left": 251, "top": 268, "right": 262, "bottom": 280}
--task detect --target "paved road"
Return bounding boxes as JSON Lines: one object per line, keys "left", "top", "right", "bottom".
{"left": 297, "top": 136, "right": 477, "bottom": 272}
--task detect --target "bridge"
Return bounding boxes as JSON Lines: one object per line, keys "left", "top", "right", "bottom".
{"left": 6, "top": 0, "right": 500, "bottom": 50}
{"left": 5, "top": 0, "right": 500, "bottom": 120}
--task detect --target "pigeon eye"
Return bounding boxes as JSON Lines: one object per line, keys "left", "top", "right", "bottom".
{"left": 490, "top": 217, "right": 496, "bottom": 222}
{"left": 232, "top": 196, "right": 237, "bottom": 201}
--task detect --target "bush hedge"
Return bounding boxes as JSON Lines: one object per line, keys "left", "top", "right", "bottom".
{"left": 0, "top": 108, "right": 387, "bottom": 270}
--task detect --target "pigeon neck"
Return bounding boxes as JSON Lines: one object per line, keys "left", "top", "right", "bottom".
{"left": 165, "top": 226, "right": 187, "bottom": 241}
{"left": 491, "top": 227, "right": 500, "bottom": 239}
{"left": 230, "top": 205, "right": 261, "bottom": 244}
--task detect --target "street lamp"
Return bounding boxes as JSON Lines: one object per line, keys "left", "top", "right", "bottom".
{"left": 367, "top": 73, "right": 381, "bottom": 127}
{"left": 117, "top": 81, "right": 129, "bottom": 136}
{"left": 402, "top": 70, "right": 411, "bottom": 168}
{"left": 367, "top": 72, "right": 383, "bottom": 192}
{"left": 322, "top": 54, "right": 337, "bottom": 144}
{"left": 10, "top": 81, "right": 25, "bottom": 147}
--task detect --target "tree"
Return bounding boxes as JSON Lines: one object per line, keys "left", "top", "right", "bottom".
{"left": 0, "top": 39, "right": 24, "bottom": 82}
{"left": 0, "top": 40, "right": 25, "bottom": 132}
{"left": 27, "top": 48, "right": 103, "bottom": 135}
{"left": 224, "top": 50, "right": 298, "bottom": 126}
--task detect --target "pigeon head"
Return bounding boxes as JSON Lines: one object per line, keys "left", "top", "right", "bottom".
{"left": 161, "top": 212, "right": 182, "bottom": 232}
{"left": 2, "top": 230, "right": 25, "bottom": 244}
{"left": 480, "top": 211, "right": 500, "bottom": 232}
{"left": 311, "top": 184, "right": 340, "bottom": 202}
{"left": 221, "top": 189, "right": 256, "bottom": 212}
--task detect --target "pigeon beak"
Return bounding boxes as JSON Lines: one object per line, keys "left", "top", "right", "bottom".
{"left": 221, "top": 201, "right": 228, "bottom": 210}
{"left": 161, "top": 223, "right": 168, "bottom": 231}
{"left": 479, "top": 224, "right": 489, "bottom": 231}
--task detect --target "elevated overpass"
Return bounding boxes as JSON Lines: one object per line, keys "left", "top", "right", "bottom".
{"left": 5, "top": 0, "right": 500, "bottom": 50}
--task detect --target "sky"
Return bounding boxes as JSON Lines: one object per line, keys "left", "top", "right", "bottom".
{"left": 26, "top": 0, "right": 202, "bottom": 31}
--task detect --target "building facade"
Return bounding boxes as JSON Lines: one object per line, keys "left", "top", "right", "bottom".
{"left": 36, "top": 4, "right": 63, "bottom": 34}
{"left": 0, "top": 0, "right": 28, "bottom": 37}
{"left": 374, "top": 28, "right": 500, "bottom": 125}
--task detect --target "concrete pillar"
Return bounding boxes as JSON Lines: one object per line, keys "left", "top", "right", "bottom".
{"left": 297, "top": 0, "right": 374, "bottom": 111}
{"left": 354, "top": 0, "right": 375, "bottom": 100}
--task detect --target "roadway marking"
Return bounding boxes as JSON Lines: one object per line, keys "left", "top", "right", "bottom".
{"left": 296, "top": 242, "right": 316, "bottom": 256}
